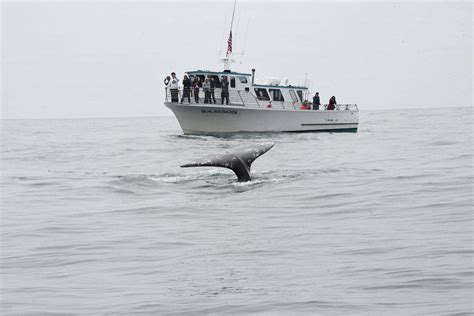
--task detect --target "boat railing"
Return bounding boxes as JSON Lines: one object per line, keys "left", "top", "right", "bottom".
{"left": 333, "top": 104, "right": 359, "bottom": 111}
{"left": 165, "top": 88, "right": 358, "bottom": 111}
{"left": 164, "top": 87, "right": 267, "bottom": 108}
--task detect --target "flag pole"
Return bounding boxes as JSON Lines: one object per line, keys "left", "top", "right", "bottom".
{"left": 229, "top": 0, "right": 237, "bottom": 36}
{"left": 223, "top": 0, "right": 237, "bottom": 70}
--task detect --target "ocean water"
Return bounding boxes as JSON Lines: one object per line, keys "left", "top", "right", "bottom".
{"left": 1, "top": 107, "right": 472, "bottom": 315}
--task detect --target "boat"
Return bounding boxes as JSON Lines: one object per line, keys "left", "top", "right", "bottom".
{"left": 164, "top": 2, "right": 359, "bottom": 135}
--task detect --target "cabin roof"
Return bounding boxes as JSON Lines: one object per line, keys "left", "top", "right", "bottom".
{"left": 186, "top": 70, "right": 252, "bottom": 76}
{"left": 253, "top": 84, "right": 308, "bottom": 90}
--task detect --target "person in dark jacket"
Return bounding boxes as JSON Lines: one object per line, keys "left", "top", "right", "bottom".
{"left": 164, "top": 76, "right": 171, "bottom": 86}
{"left": 192, "top": 77, "right": 201, "bottom": 103}
{"left": 312, "top": 92, "right": 321, "bottom": 110}
{"left": 180, "top": 75, "right": 191, "bottom": 103}
{"left": 327, "top": 96, "right": 337, "bottom": 110}
{"left": 209, "top": 76, "right": 217, "bottom": 104}
{"left": 164, "top": 75, "right": 171, "bottom": 96}
{"left": 221, "top": 76, "right": 230, "bottom": 105}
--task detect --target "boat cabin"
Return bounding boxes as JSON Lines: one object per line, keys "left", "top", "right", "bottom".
{"left": 184, "top": 69, "right": 309, "bottom": 108}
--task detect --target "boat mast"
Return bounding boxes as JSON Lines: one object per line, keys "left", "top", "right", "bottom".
{"left": 222, "top": 0, "right": 237, "bottom": 70}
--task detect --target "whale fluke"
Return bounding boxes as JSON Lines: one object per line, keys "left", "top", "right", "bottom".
{"left": 180, "top": 143, "right": 274, "bottom": 182}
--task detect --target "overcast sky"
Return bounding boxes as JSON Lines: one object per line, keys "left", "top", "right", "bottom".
{"left": 1, "top": 0, "right": 472, "bottom": 119}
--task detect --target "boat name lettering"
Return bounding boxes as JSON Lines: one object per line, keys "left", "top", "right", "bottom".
{"left": 201, "top": 109, "right": 238, "bottom": 115}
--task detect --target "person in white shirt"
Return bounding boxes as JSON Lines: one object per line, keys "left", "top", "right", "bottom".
{"left": 202, "top": 78, "right": 211, "bottom": 104}
{"left": 168, "top": 72, "right": 180, "bottom": 102}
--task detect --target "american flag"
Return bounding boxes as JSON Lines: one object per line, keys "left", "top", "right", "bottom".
{"left": 226, "top": 31, "right": 233, "bottom": 56}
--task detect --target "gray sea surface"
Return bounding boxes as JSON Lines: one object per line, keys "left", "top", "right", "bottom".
{"left": 1, "top": 107, "right": 473, "bottom": 315}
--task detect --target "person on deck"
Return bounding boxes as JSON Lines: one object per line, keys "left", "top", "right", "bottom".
{"left": 327, "top": 96, "right": 337, "bottom": 110}
{"left": 180, "top": 75, "right": 191, "bottom": 103}
{"left": 192, "top": 77, "right": 201, "bottom": 103}
{"left": 203, "top": 78, "right": 211, "bottom": 104}
{"left": 209, "top": 76, "right": 217, "bottom": 104}
{"left": 221, "top": 76, "right": 230, "bottom": 105}
{"left": 164, "top": 75, "right": 171, "bottom": 95}
{"left": 312, "top": 92, "right": 321, "bottom": 110}
{"left": 164, "top": 76, "right": 171, "bottom": 87}
{"left": 168, "top": 72, "right": 180, "bottom": 103}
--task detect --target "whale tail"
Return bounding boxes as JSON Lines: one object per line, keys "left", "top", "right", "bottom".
{"left": 180, "top": 142, "right": 274, "bottom": 182}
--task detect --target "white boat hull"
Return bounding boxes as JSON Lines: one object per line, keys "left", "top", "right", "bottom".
{"left": 165, "top": 102, "right": 358, "bottom": 134}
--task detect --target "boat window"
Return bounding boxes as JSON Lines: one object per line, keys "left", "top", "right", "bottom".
{"left": 254, "top": 88, "right": 270, "bottom": 101}
{"left": 269, "top": 89, "right": 284, "bottom": 101}
{"left": 239, "top": 77, "right": 248, "bottom": 84}
{"left": 297, "top": 90, "right": 304, "bottom": 102}
{"left": 195, "top": 75, "right": 206, "bottom": 83}
{"left": 230, "top": 77, "right": 236, "bottom": 88}
{"left": 289, "top": 90, "right": 298, "bottom": 102}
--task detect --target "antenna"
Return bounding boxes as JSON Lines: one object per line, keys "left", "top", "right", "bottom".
{"left": 229, "top": 0, "right": 237, "bottom": 41}
{"left": 233, "top": 8, "right": 240, "bottom": 60}
{"left": 304, "top": 73, "right": 309, "bottom": 100}
{"left": 217, "top": 18, "right": 227, "bottom": 60}
{"left": 239, "top": 17, "right": 251, "bottom": 64}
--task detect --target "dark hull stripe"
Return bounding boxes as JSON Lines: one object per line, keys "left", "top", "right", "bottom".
{"left": 301, "top": 123, "right": 358, "bottom": 126}
{"left": 285, "top": 128, "right": 358, "bottom": 133}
